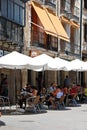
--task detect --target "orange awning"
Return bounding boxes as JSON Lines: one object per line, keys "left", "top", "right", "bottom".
{"left": 31, "top": 1, "right": 70, "bottom": 42}
{"left": 45, "top": 8, "right": 70, "bottom": 42}
{"left": 70, "top": 20, "right": 80, "bottom": 28}
{"left": 60, "top": 16, "right": 71, "bottom": 24}
{"left": 31, "top": 1, "right": 57, "bottom": 37}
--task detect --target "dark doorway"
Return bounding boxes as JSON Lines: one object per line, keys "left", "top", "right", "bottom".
{"left": 36, "top": 71, "right": 45, "bottom": 95}
{"left": 27, "top": 70, "right": 31, "bottom": 84}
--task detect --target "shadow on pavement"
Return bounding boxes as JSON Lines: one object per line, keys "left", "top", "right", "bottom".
{"left": 25, "top": 109, "right": 48, "bottom": 115}
{"left": 67, "top": 104, "right": 81, "bottom": 107}
{"left": 0, "top": 121, "right": 6, "bottom": 127}
{"left": 48, "top": 107, "right": 72, "bottom": 111}
{"left": 0, "top": 109, "right": 48, "bottom": 116}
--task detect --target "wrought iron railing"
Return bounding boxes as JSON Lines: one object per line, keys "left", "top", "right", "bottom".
{"left": 60, "top": 41, "right": 81, "bottom": 58}
{"left": 31, "top": 30, "right": 81, "bottom": 58}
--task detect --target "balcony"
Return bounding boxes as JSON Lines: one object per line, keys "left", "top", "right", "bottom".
{"left": 31, "top": 30, "right": 81, "bottom": 58}
{"left": 31, "top": 29, "right": 57, "bottom": 51}
{"left": 60, "top": 41, "right": 81, "bottom": 58}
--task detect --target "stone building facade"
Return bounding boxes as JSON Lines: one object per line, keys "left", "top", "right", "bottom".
{"left": 0, "top": 0, "right": 26, "bottom": 103}
{"left": 23, "top": 0, "right": 81, "bottom": 89}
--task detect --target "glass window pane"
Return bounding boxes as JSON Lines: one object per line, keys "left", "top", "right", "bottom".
{"left": 1, "top": 0, "right": 7, "bottom": 17}
{"left": 20, "top": 7, "right": 24, "bottom": 25}
{"left": 14, "top": 4, "right": 19, "bottom": 23}
{"left": 8, "top": 0, "right": 13, "bottom": 20}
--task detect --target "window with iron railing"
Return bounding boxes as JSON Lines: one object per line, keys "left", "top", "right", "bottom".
{"left": 60, "top": 40, "right": 80, "bottom": 57}
{"left": 69, "top": 43, "right": 80, "bottom": 57}
{"left": 31, "top": 29, "right": 58, "bottom": 51}
{"left": 31, "top": 30, "right": 45, "bottom": 48}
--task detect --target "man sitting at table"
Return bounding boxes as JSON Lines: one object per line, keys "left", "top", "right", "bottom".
{"left": 18, "top": 83, "right": 38, "bottom": 109}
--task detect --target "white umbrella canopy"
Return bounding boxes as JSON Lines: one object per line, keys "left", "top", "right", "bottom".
{"left": 80, "top": 61, "right": 87, "bottom": 71}
{"left": 48, "top": 57, "right": 71, "bottom": 71}
{"left": 0, "top": 51, "right": 32, "bottom": 69}
{"left": 70, "top": 59, "right": 85, "bottom": 71}
{"left": 30, "top": 54, "right": 54, "bottom": 71}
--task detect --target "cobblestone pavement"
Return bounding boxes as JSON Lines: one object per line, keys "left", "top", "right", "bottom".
{"left": 0, "top": 104, "right": 87, "bottom": 130}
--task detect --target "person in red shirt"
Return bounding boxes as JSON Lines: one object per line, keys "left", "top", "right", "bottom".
{"left": 70, "top": 84, "right": 77, "bottom": 98}
{"left": 67, "top": 83, "right": 78, "bottom": 106}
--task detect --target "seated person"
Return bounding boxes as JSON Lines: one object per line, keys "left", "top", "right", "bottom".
{"left": 83, "top": 86, "right": 87, "bottom": 97}
{"left": 63, "top": 86, "right": 69, "bottom": 104}
{"left": 51, "top": 85, "right": 61, "bottom": 97}
{"left": 56, "top": 91, "right": 63, "bottom": 99}
{"left": 18, "top": 88, "right": 27, "bottom": 109}
{"left": 78, "top": 86, "right": 87, "bottom": 102}
{"left": 32, "top": 86, "right": 38, "bottom": 96}
{"left": 47, "top": 86, "right": 63, "bottom": 109}
{"left": 69, "top": 83, "right": 78, "bottom": 98}
{"left": 67, "top": 83, "right": 78, "bottom": 105}
{"left": 48, "top": 83, "right": 57, "bottom": 94}
{"left": 75, "top": 84, "right": 83, "bottom": 102}
{"left": 18, "top": 83, "right": 35, "bottom": 109}
{"left": 40, "top": 87, "right": 46, "bottom": 96}
{"left": 46, "top": 84, "right": 58, "bottom": 108}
